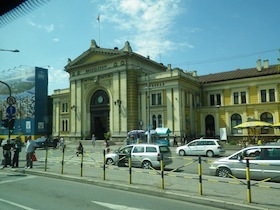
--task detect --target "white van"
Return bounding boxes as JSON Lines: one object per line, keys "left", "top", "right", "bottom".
{"left": 209, "top": 145, "right": 280, "bottom": 182}
{"left": 176, "top": 139, "right": 225, "bottom": 157}
{"left": 105, "top": 144, "right": 173, "bottom": 169}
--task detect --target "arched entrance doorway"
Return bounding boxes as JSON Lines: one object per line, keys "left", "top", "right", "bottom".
{"left": 90, "top": 90, "right": 110, "bottom": 140}
{"left": 205, "top": 115, "right": 215, "bottom": 137}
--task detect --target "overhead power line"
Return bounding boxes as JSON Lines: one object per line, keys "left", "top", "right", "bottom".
{"left": 176, "top": 48, "right": 279, "bottom": 66}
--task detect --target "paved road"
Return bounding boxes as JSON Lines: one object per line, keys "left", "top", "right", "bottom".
{"left": 0, "top": 171, "right": 224, "bottom": 210}
{"left": 2, "top": 141, "right": 280, "bottom": 210}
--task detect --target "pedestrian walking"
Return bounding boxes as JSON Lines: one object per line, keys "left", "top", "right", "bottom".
{"left": 25, "top": 135, "right": 36, "bottom": 169}
{"left": 76, "top": 141, "right": 83, "bottom": 156}
{"left": 182, "top": 134, "right": 187, "bottom": 145}
{"left": 2, "top": 139, "right": 12, "bottom": 168}
{"left": 173, "top": 135, "right": 178, "bottom": 147}
{"left": 92, "top": 134, "right": 96, "bottom": 147}
{"left": 59, "top": 136, "right": 65, "bottom": 149}
{"left": 12, "top": 137, "right": 22, "bottom": 168}
{"left": 104, "top": 139, "right": 110, "bottom": 154}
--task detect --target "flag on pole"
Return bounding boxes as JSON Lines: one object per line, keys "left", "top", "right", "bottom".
{"left": 97, "top": 14, "right": 100, "bottom": 22}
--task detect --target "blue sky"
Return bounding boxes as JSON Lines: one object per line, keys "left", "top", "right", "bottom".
{"left": 1, "top": 0, "right": 279, "bottom": 95}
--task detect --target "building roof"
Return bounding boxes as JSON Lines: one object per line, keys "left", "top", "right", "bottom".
{"left": 198, "top": 64, "right": 280, "bottom": 84}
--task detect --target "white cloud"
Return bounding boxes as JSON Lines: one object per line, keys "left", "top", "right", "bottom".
{"left": 53, "top": 38, "right": 60, "bottom": 42}
{"left": 98, "top": 0, "right": 191, "bottom": 61}
{"left": 48, "top": 66, "right": 69, "bottom": 94}
{"left": 27, "top": 19, "right": 54, "bottom": 32}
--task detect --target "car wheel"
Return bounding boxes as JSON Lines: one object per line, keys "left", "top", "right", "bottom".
{"left": 217, "top": 167, "right": 232, "bottom": 178}
{"left": 179, "top": 150, "right": 186, "bottom": 156}
{"left": 106, "top": 158, "right": 114, "bottom": 165}
{"left": 142, "top": 160, "right": 152, "bottom": 169}
{"left": 206, "top": 150, "right": 214, "bottom": 157}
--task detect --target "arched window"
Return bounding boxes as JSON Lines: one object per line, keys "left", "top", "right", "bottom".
{"left": 231, "top": 114, "right": 242, "bottom": 134}
{"left": 260, "top": 112, "right": 274, "bottom": 134}
{"left": 205, "top": 115, "right": 215, "bottom": 137}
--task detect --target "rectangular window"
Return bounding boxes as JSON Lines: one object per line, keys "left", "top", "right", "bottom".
{"left": 62, "top": 103, "right": 68, "bottom": 113}
{"left": 209, "top": 94, "right": 221, "bottom": 106}
{"left": 232, "top": 91, "right": 247, "bottom": 104}
{"left": 210, "top": 95, "right": 215, "bottom": 106}
{"left": 151, "top": 94, "right": 156, "bottom": 105}
{"left": 233, "top": 92, "right": 239, "bottom": 104}
{"left": 216, "top": 94, "right": 221, "bottom": 105}
{"left": 241, "top": 91, "right": 246, "bottom": 104}
{"left": 269, "top": 89, "right": 275, "bottom": 102}
{"left": 260, "top": 88, "right": 276, "bottom": 103}
{"left": 261, "top": 90, "right": 267, "bottom": 102}
{"left": 151, "top": 93, "right": 162, "bottom": 105}
{"left": 157, "top": 93, "right": 162, "bottom": 105}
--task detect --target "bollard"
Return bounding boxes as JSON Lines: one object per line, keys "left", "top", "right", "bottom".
{"left": 160, "top": 154, "right": 164, "bottom": 189}
{"left": 103, "top": 149, "right": 106, "bottom": 180}
{"left": 80, "top": 148, "right": 84, "bottom": 177}
{"left": 44, "top": 146, "right": 48, "bottom": 172}
{"left": 198, "top": 156, "right": 202, "bottom": 195}
{"left": 128, "top": 154, "right": 132, "bottom": 184}
{"left": 61, "top": 145, "right": 65, "bottom": 174}
{"left": 246, "top": 159, "right": 251, "bottom": 203}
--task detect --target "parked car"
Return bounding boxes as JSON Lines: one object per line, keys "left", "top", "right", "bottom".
{"left": 105, "top": 144, "right": 173, "bottom": 169}
{"left": 209, "top": 145, "right": 280, "bottom": 182}
{"left": 175, "top": 138, "right": 226, "bottom": 157}
{"left": 35, "top": 137, "right": 57, "bottom": 148}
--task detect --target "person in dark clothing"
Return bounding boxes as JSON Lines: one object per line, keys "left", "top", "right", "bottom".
{"left": 2, "top": 139, "right": 12, "bottom": 168}
{"left": 76, "top": 141, "right": 83, "bottom": 156}
{"left": 12, "top": 137, "right": 22, "bottom": 168}
{"left": 173, "top": 135, "right": 178, "bottom": 147}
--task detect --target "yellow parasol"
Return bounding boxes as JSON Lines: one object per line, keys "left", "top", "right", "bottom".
{"left": 234, "top": 121, "right": 272, "bottom": 129}
{"left": 234, "top": 120, "right": 272, "bottom": 144}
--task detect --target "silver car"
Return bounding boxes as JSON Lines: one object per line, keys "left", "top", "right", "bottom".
{"left": 209, "top": 145, "right": 280, "bottom": 182}
{"left": 176, "top": 139, "right": 226, "bottom": 157}
{"left": 105, "top": 144, "right": 173, "bottom": 169}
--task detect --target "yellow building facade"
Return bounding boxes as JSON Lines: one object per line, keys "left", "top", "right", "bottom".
{"left": 52, "top": 40, "right": 280, "bottom": 143}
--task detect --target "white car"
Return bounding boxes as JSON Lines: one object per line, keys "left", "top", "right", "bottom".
{"left": 105, "top": 144, "right": 173, "bottom": 169}
{"left": 209, "top": 145, "right": 280, "bottom": 182}
{"left": 176, "top": 139, "right": 226, "bottom": 157}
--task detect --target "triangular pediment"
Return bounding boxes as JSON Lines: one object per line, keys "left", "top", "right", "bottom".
{"left": 65, "top": 39, "right": 133, "bottom": 71}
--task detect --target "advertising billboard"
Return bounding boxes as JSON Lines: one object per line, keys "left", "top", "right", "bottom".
{"left": 0, "top": 66, "right": 48, "bottom": 138}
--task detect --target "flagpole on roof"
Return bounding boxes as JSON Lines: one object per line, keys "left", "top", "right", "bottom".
{"left": 97, "top": 14, "right": 100, "bottom": 47}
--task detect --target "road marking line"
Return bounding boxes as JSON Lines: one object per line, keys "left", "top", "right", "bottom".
{"left": 0, "top": 198, "right": 36, "bottom": 210}
{"left": 0, "top": 175, "right": 36, "bottom": 185}
{"left": 91, "top": 201, "right": 148, "bottom": 210}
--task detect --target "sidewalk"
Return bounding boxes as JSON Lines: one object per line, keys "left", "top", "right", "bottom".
{"left": 4, "top": 140, "right": 280, "bottom": 210}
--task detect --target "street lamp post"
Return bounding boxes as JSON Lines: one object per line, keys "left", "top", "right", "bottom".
{"left": 138, "top": 65, "right": 152, "bottom": 143}
{"left": 146, "top": 76, "right": 151, "bottom": 143}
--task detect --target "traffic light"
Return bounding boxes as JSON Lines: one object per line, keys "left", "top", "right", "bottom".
{"left": 1, "top": 119, "right": 8, "bottom": 128}
{"left": 8, "top": 119, "right": 15, "bottom": 135}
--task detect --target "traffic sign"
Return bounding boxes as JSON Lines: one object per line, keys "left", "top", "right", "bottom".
{"left": 7, "top": 96, "right": 16, "bottom": 105}
{"left": 6, "top": 105, "right": 16, "bottom": 119}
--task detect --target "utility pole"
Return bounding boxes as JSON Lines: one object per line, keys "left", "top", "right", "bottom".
{"left": 147, "top": 76, "right": 151, "bottom": 143}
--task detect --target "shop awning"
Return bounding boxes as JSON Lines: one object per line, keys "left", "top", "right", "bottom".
{"left": 155, "top": 128, "right": 171, "bottom": 135}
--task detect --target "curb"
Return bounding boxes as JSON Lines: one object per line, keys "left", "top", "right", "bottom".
{"left": 19, "top": 169, "right": 268, "bottom": 210}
